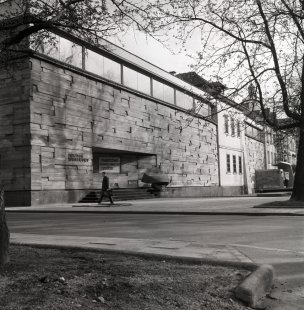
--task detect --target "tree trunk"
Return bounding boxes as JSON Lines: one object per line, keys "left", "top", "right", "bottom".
{"left": 0, "top": 187, "right": 10, "bottom": 265}
{"left": 290, "top": 127, "right": 304, "bottom": 201}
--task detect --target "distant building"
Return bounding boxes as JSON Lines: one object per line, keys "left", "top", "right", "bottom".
{"left": 176, "top": 72, "right": 267, "bottom": 193}
{"left": 176, "top": 72, "right": 298, "bottom": 192}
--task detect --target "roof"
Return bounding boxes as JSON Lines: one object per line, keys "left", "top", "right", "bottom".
{"left": 176, "top": 72, "right": 226, "bottom": 94}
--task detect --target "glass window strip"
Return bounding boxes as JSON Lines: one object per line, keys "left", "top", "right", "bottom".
{"left": 34, "top": 33, "right": 205, "bottom": 113}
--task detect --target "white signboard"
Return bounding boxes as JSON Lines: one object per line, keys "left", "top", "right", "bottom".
{"left": 99, "top": 156, "right": 120, "bottom": 173}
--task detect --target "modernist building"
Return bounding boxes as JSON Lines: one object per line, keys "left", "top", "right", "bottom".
{"left": 1, "top": 23, "right": 229, "bottom": 205}
{"left": 0, "top": 4, "right": 298, "bottom": 206}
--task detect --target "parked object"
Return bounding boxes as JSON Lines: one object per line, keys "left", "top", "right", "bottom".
{"left": 277, "top": 162, "right": 294, "bottom": 188}
{"left": 255, "top": 170, "right": 284, "bottom": 192}
{"left": 255, "top": 162, "right": 294, "bottom": 192}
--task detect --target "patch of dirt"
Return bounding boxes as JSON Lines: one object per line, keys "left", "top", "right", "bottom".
{"left": 0, "top": 245, "right": 252, "bottom": 310}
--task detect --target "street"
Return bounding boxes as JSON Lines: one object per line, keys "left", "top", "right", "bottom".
{"left": 7, "top": 212, "right": 304, "bottom": 265}
{"left": 6, "top": 199, "right": 304, "bottom": 309}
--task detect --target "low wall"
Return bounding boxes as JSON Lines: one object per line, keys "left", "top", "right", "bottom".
{"left": 5, "top": 189, "right": 92, "bottom": 206}
{"left": 5, "top": 186, "right": 245, "bottom": 206}
{"left": 4, "top": 191, "right": 32, "bottom": 207}
{"left": 158, "top": 185, "right": 244, "bottom": 198}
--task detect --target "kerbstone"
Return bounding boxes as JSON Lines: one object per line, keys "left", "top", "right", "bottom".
{"left": 235, "top": 264, "right": 275, "bottom": 307}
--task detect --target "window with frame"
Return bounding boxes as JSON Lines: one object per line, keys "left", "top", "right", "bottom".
{"left": 34, "top": 33, "right": 82, "bottom": 68}
{"left": 232, "top": 155, "right": 237, "bottom": 173}
{"left": 237, "top": 120, "right": 241, "bottom": 137}
{"left": 153, "top": 80, "right": 174, "bottom": 104}
{"left": 137, "top": 71, "right": 151, "bottom": 95}
{"left": 176, "top": 90, "right": 194, "bottom": 110}
{"left": 85, "top": 49, "right": 103, "bottom": 75}
{"left": 224, "top": 115, "right": 229, "bottom": 134}
{"left": 123, "top": 66, "right": 151, "bottom": 95}
{"left": 123, "top": 66, "right": 137, "bottom": 89}
{"left": 226, "top": 154, "right": 231, "bottom": 173}
{"left": 194, "top": 99, "right": 210, "bottom": 117}
{"left": 238, "top": 156, "right": 242, "bottom": 174}
{"left": 163, "top": 84, "right": 175, "bottom": 104}
{"left": 85, "top": 48, "right": 121, "bottom": 83}
{"left": 210, "top": 104, "right": 217, "bottom": 121}
{"left": 231, "top": 117, "right": 235, "bottom": 136}
{"left": 59, "top": 37, "right": 83, "bottom": 67}
{"left": 103, "top": 57, "right": 121, "bottom": 83}
{"left": 152, "top": 79, "right": 164, "bottom": 100}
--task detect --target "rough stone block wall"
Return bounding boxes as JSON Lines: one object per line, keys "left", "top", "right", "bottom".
{"left": 245, "top": 136, "right": 265, "bottom": 190}
{"left": 29, "top": 57, "right": 219, "bottom": 199}
{"left": 0, "top": 59, "right": 31, "bottom": 199}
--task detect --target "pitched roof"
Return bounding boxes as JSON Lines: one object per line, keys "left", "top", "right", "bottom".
{"left": 176, "top": 72, "right": 226, "bottom": 94}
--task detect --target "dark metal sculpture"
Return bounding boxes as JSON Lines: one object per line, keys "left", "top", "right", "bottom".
{"left": 142, "top": 173, "right": 169, "bottom": 191}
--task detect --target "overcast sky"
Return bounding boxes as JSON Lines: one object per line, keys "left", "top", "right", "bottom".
{"left": 109, "top": 29, "right": 197, "bottom": 75}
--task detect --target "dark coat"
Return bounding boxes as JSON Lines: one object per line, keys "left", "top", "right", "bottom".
{"left": 102, "top": 175, "right": 110, "bottom": 190}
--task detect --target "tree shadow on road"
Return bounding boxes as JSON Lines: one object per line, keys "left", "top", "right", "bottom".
{"left": 254, "top": 200, "right": 304, "bottom": 208}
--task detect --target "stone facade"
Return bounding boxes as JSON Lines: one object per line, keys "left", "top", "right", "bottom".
{"left": 245, "top": 136, "right": 265, "bottom": 190}
{"left": 1, "top": 56, "right": 219, "bottom": 205}
{"left": 0, "top": 59, "right": 32, "bottom": 205}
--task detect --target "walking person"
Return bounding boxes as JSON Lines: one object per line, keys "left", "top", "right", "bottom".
{"left": 98, "top": 172, "right": 114, "bottom": 206}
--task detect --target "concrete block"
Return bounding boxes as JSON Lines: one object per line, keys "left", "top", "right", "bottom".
{"left": 235, "top": 264, "right": 275, "bottom": 307}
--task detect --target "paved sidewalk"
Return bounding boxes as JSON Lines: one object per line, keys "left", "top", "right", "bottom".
{"left": 11, "top": 233, "right": 255, "bottom": 267}
{"left": 6, "top": 196, "right": 303, "bottom": 268}
{"left": 5, "top": 196, "right": 304, "bottom": 215}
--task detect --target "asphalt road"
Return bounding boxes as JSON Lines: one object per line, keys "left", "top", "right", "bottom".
{"left": 7, "top": 212, "right": 304, "bottom": 308}
{"left": 7, "top": 213, "right": 304, "bottom": 262}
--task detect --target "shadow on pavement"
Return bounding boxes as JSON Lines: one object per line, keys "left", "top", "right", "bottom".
{"left": 254, "top": 200, "right": 304, "bottom": 208}
{"left": 73, "top": 203, "right": 133, "bottom": 208}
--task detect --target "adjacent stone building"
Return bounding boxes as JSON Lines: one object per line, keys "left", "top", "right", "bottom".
{"left": 176, "top": 72, "right": 267, "bottom": 194}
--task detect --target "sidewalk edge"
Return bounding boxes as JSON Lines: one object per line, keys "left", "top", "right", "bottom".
{"left": 5, "top": 209, "right": 304, "bottom": 216}
{"left": 11, "top": 240, "right": 257, "bottom": 270}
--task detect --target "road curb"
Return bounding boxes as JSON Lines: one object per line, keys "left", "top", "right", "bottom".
{"left": 10, "top": 241, "right": 257, "bottom": 270}
{"left": 235, "top": 264, "right": 275, "bottom": 307}
{"left": 5, "top": 209, "right": 304, "bottom": 216}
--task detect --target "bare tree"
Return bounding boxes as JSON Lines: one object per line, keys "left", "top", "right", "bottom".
{"left": 130, "top": 0, "right": 304, "bottom": 201}
{"left": 0, "top": 0, "right": 150, "bottom": 55}
{"left": 0, "top": 0, "right": 151, "bottom": 265}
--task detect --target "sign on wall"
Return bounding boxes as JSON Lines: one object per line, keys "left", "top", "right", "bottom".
{"left": 99, "top": 156, "right": 120, "bottom": 173}
{"left": 67, "top": 153, "right": 89, "bottom": 162}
